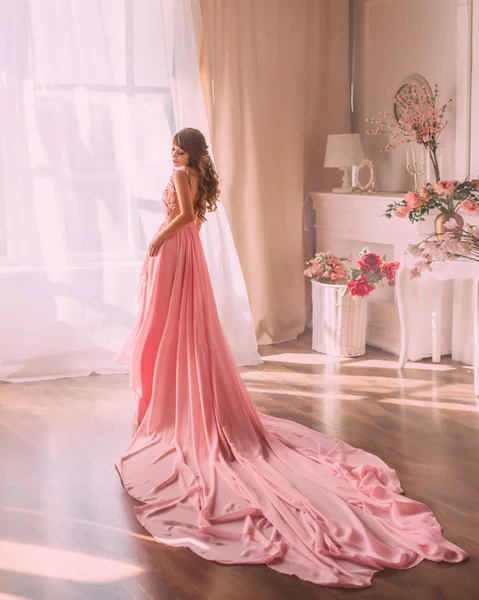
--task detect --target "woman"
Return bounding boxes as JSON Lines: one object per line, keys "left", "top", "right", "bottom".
{"left": 115, "top": 128, "right": 467, "bottom": 588}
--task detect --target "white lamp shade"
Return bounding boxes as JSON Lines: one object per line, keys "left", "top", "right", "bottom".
{"left": 324, "top": 133, "right": 365, "bottom": 168}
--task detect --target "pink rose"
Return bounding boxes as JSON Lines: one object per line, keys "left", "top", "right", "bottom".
{"left": 460, "top": 199, "right": 478, "bottom": 213}
{"left": 333, "top": 264, "right": 348, "bottom": 279}
{"left": 395, "top": 205, "right": 411, "bottom": 218}
{"left": 419, "top": 186, "right": 432, "bottom": 201}
{"left": 358, "top": 252, "right": 382, "bottom": 273}
{"left": 347, "top": 274, "right": 375, "bottom": 297}
{"left": 435, "top": 180, "right": 459, "bottom": 194}
{"left": 405, "top": 191, "right": 422, "bottom": 209}
{"left": 380, "top": 261, "right": 400, "bottom": 283}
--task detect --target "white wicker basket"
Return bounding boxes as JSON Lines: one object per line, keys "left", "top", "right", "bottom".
{"left": 311, "top": 281, "right": 367, "bottom": 357}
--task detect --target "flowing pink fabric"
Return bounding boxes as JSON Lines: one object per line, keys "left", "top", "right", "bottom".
{"left": 115, "top": 173, "right": 467, "bottom": 588}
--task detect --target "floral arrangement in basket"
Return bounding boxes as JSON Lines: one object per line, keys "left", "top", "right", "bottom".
{"left": 407, "top": 217, "right": 478, "bottom": 278}
{"left": 367, "top": 84, "right": 451, "bottom": 183}
{"left": 383, "top": 178, "right": 479, "bottom": 223}
{"left": 304, "top": 249, "right": 399, "bottom": 297}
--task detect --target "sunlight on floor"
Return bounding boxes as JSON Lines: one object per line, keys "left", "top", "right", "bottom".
{"left": 348, "top": 358, "right": 456, "bottom": 371}
{"left": 242, "top": 367, "right": 479, "bottom": 411}
{"left": 380, "top": 398, "right": 479, "bottom": 412}
{"left": 261, "top": 351, "right": 467, "bottom": 374}
{"left": 1, "top": 507, "right": 155, "bottom": 544}
{"left": 0, "top": 594, "right": 31, "bottom": 600}
{"left": 0, "top": 540, "right": 144, "bottom": 583}
{"left": 246, "top": 386, "right": 364, "bottom": 402}
{"left": 243, "top": 369, "right": 446, "bottom": 390}
{"left": 261, "top": 352, "right": 345, "bottom": 365}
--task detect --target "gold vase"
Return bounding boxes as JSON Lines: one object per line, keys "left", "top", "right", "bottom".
{"left": 434, "top": 212, "right": 464, "bottom": 240}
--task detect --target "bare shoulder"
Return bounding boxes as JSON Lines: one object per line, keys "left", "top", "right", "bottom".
{"left": 172, "top": 169, "right": 188, "bottom": 183}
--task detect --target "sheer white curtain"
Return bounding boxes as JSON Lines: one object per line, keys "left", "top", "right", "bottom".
{"left": 164, "top": 0, "right": 261, "bottom": 367}
{"left": 0, "top": 0, "right": 259, "bottom": 382}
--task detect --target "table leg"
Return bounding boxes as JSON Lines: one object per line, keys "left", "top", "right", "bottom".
{"left": 451, "top": 280, "right": 464, "bottom": 361}
{"left": 473, "top": 278, "right": 479, "bottom": 396}
{"left": 396, "top": 261, "right": 408, "bottom": 369}
{"left": 432, "top": 279, "right": 442, "bottom": 364}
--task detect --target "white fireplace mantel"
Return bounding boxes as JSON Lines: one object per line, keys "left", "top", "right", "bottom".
{"left": 310, "top": 191, "right": 439, "bottom": 260}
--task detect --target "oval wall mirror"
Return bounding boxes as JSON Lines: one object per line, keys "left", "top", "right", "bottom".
{"left": 393, "top": 74, "right": 433, "bottom": 123}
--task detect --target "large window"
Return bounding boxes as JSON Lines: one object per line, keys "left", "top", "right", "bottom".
{"left": 0, "top": 0, "right": 176, "bottom": 267}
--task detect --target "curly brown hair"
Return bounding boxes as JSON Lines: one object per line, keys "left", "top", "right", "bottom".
{"left": 173, "top": 128, "right": 220, "bottom": 222}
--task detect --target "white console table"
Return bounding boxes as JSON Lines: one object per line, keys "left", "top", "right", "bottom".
{"left": 396, "top": 256, "right": 479, "bottom": 395}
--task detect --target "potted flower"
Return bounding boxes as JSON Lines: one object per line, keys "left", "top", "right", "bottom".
{"left": 367, "top": 84, "right": 451, "bottom": 184}
{"left": 304, "top": 250, "right": 399, "bottom": 357}
{"left": 383, "top": 178, "right": 479, "bottom": 237}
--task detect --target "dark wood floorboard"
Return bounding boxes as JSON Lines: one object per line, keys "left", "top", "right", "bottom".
{"left": 0, "top": 336, "right": 478, "bottom": 599}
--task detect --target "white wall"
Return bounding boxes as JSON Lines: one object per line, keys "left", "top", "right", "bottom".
{"left": 355, "top": 0, "right": 458, "bottom": 192}
{"left": 470, "top": 1, "right": 479, "bottom": 177}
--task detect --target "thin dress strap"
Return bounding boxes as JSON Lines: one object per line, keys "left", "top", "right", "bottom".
{"left": 184, "top": 167, "right": 193, "bottom": 188}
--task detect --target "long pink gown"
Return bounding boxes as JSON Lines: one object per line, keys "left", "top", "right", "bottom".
{"left": 115, "top": 172, "right": 467, "bottom": 588}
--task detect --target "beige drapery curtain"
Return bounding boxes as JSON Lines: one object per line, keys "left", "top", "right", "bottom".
{"left": 200, "top": 0, "right": 350, "bottom": 345}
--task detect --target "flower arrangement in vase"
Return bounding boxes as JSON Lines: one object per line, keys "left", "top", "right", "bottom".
{"left": 382, "top": 178, "right": 479, "bottom": 236}
{"left": 367, "top": 84, "right": 451, "bottom": 184}
{"left": 407, "top": 217, "right": 479, "bottom": 278}
{"left": 304, "top": 250, "right": 399, "bottom": 357}
{"left": 304, "top": 249, "right": 399, "bottom": 296}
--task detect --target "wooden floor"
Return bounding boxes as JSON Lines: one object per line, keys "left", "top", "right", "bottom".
{"left": 1, "top": 337, "right": 478, "bottom": 600}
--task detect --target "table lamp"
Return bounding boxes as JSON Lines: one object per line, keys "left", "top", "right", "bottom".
{"left": 324, "top": 133, "right": 365, "bottom": 193}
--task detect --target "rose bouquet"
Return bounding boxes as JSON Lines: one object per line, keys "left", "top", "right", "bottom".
{"left": 304, "top": 249, "right": 399, "bottom": 297}
{"left": 303, "top": 251, "right": 350, "bottom": 284}
{"left": 407, "top": 217, "right": 478, "bottom": 278}
{"left": 383, "top": 178, "right": 479, "bottom": 223}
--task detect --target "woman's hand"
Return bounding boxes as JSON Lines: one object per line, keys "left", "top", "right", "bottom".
{"left": 149, "top": 234, "right": 165, "bottom": 257}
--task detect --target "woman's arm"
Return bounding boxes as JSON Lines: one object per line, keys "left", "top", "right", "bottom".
{"left": 149, "top": 171, "right": 195, "bottom": 256}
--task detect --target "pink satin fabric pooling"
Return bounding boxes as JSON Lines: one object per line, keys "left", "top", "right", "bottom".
{"left": 115, "top": 171, "right": 467, "bottom": 588}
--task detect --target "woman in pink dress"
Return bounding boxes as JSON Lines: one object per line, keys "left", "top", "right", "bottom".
{"left": 115, "top": 128, "right": 467, "bottom": 588}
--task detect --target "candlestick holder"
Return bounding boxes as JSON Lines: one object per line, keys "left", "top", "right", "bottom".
{"left": 406, "top": 162, "right": 425, "bottom": 192}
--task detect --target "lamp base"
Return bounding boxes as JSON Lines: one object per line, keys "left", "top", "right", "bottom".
{"left": 331, "top": 167, "right": 353, "bottom": 194}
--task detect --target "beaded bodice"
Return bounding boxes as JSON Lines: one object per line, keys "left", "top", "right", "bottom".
{"left": 162, "top": 173, "right": 178, "bottom": 216}
{"left": 162, "top": 168, "right": 198, "bottom": 219}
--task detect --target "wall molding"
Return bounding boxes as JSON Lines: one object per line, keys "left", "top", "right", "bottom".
{"left": 470, "top": 0, "right": 479, "bottom": 175}
{"left": 455, "top": 0, "right": 474, "bottom": 179}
